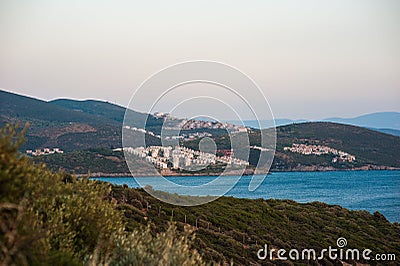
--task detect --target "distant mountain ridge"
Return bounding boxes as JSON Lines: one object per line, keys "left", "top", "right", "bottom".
{"left": 324, "top": 112, "right": 400, "bottom": 131}
{"left": 375, "top": 128, "right": 400, "bottom": 137}
{"left": 227, "top": 112, "right": 400, "bottom": 136}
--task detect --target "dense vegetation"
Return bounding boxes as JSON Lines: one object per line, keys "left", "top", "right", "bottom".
{"left": 111, "top": 184, "right": 400, "bottom": 265}
{"left": 0, "top": 124, "right": 204, "bottom": 265}
{"left": 34, "top": 148, "right": 130, "bottom": 174}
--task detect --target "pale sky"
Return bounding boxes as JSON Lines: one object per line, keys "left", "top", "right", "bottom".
{"left": 1, "top": 0, "right": 399, "bottom": 120}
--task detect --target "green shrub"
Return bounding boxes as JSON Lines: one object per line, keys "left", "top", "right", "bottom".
{"left": 0, "top": 124, "right": 205, "bottom": 265}
{"left": 88, "top": 224, "right": 204, "bottom": 266}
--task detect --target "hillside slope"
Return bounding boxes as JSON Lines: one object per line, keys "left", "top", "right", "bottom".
{"left": 50, "top": 99, "right": 127, "bottom": 123}
{"left": 50, "top": 98, "right": 164, "bottom": 133}
{"left": 0, "top": 90, "right": 160, "bottom": 151}
{"left": 111, "top": 185, "right": 400, "bottom": 265}
{"left": 0, "top": 90, "right": 114, "bottom": 125}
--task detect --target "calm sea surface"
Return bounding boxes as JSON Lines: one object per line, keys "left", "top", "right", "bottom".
{"left": 93, "top": 170, "right": 400, "bottom": 222}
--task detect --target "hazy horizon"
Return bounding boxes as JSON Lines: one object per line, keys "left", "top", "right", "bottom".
{"left": 1, "top": 0, "right": 399, "bottom": 120}
{"left": 2, "top": 88, "right": 399, "bottom": 122}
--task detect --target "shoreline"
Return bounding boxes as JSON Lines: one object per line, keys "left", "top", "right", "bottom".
{"left": 79, "top": 167, "right": 400, "bottom": 178}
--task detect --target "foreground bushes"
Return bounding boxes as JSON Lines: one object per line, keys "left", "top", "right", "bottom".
{"left": 0, "top": 124, "right": 204, "bottom": 266}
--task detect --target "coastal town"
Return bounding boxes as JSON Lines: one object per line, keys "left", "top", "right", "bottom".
{"left": 125, "top": 145, "right": 249, "bottom": 170}
{"left": 284, "top": 143, "right": 356, "bottom": 163}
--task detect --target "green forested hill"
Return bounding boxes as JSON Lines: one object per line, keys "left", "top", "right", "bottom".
{"left": 49, "top": 98, "right": 128, "bottom": 123}
{"left": 0, "top": 90, "right": 114, "bottom": 124}
{"left": 0, "top": 90, "right": 161, "bottom": 151}
{"left": 50, "top": 98, "right": 164, "bottom": 132}
{"left": 35, "top": 148, "right": 130, "bottom": 174}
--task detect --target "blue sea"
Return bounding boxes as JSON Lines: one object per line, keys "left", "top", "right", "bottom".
{"left": 93, "top": 170, "right": 400, "bottom": 222}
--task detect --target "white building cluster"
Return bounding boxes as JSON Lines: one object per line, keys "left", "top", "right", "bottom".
{"left": 125, "top": 116, "right": 249, "bottom": 144}
{"left": 159, "top": 115, "right": 247, "bottom": 134}
{"left": 284, "top": 143, "right": 355, "bottom": 163}
{"left": 181, "top": 132, "right": 212, "bottom": 141}
{"left": 180, "top": 119, "right": 247, "bottom": 133}
{"left": 123, "top": 125, "right": 161, "bottom": 139}
{"left": 26, "top": 148, "right": 64, "bottom": 156}
{"left": 127, "top": 145, "right": 249, "bottom": 170}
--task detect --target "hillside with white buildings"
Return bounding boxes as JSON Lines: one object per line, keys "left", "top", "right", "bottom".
{"left": 127, "top": 145, "right": 249, "bottom": 171}
{"left": 284, "top": 143, "right": 355, "bottom": 163}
